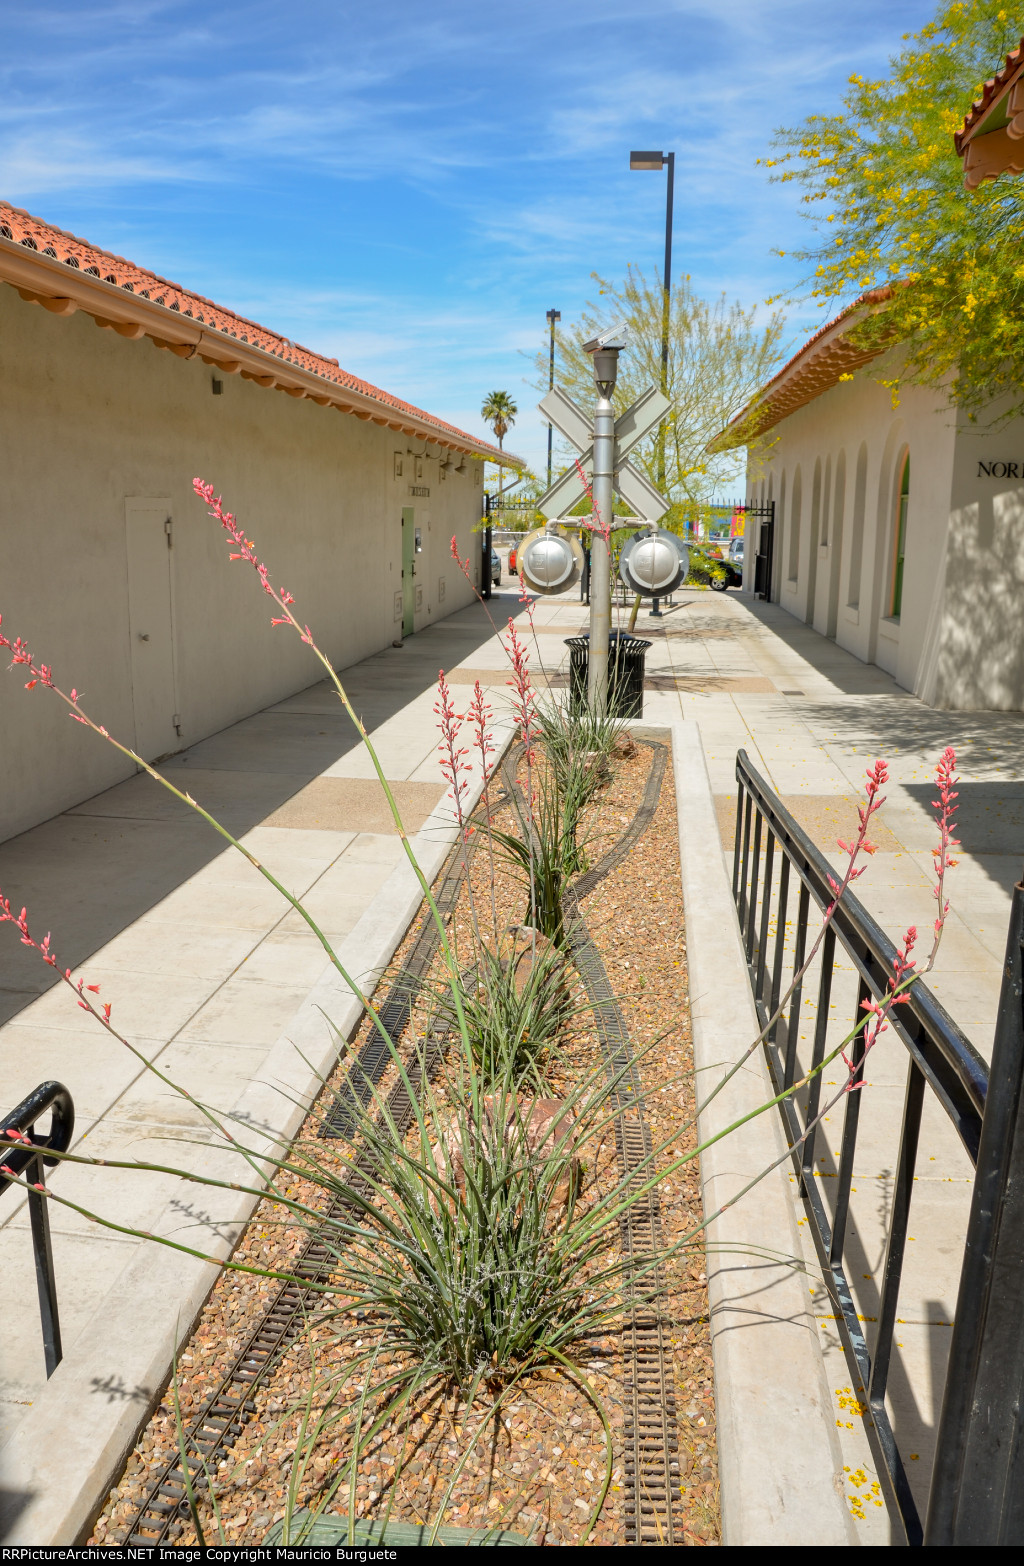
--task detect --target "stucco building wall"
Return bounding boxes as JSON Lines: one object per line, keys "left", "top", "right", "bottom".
{"left": 744, "top": 370, "right": 1024, "bottom": 712}
{"left": 0, "top": 286, "right": 484, "bottom": 842}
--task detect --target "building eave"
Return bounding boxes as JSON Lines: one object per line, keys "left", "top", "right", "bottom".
{"left": 707, "top": 290, "right": 893, "bottom": 454}
{"left": 0, "top": 214, "right": 520, "bottom": 467}
{"left": 955, "top": 39, "right": 1024, "bottom": 189}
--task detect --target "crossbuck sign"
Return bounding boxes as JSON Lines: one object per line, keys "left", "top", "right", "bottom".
{"left": 536, "top": 384, "right": 672, "bottom": 522}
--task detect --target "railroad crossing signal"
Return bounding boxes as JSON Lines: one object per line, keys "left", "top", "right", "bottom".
{"left": 536, "top": 384, "right": 672, "bottom": 522}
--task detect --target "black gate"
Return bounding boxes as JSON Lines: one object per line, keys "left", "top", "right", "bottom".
{"left": 681, "top": 499, "right": 775, "bottom": 598}
{"left": 753, "top": 502, "right": 775, "bottom": 601}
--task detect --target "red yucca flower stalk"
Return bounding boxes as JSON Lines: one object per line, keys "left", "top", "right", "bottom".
{"left": 467, "top": 679, "right": 498, "bottom": 938}
{"left": 504, "top": 619, "right": 538, "bottom": 767}
{"left": 828, "top": 757, "right": 889, "bottom": 904}
{"left": 574, "top": 457, "right": 611, "bottom": 547}
{"left": 434, "top": 669, "right": 484, "bottom": 944}
{"left": 434, "top": 670, "right": 473, "bottom": 835}
{"left": 0, "top": 892, "right": 246, "bottom": 1155}
{"left": 449, "top": 534, "right": 546, "bottom": 678}
{"left": 844, "top": 746, "right": 959, "bottom": 1087}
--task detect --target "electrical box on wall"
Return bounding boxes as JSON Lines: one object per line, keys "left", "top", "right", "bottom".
{"left": 394, "top": 591, "right": 402, "bottom": 620}
{"left": 416, "top": 586, "right": 423, "bottom": 610}
{"left": 438, "top": 577, "right": 446, "bottom": 602}
{"left": 393, "top": 453, "right": 403, "bottom": 478}
{"left": 414, "top": 528, "right": 423, "bottom": 553}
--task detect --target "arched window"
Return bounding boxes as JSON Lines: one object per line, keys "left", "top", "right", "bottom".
{"left": 891, "top": 453, "right": 910, "bottom": 618}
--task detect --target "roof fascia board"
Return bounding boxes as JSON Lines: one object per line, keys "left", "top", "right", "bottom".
{"left": 0, "top": 237, "right": 518, "bottom": 465}
{"left": 707, "top": 302, "right": 883, "bottom": 452}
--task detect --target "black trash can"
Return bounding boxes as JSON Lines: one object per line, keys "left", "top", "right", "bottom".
{"left": 565, "top": 630, "right": 651, "bottom": 718}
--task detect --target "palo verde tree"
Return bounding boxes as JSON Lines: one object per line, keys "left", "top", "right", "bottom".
{"left": 765, "top": 1, "right": 1024, "bottom": 414}
{"left": 532, "top": 268, "right": 786, "bottom": 508}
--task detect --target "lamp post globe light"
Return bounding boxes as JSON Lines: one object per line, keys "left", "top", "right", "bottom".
{"left": 518, "top": 524, "right": 584, "bottom": 596}
{"left": 619, "top": 527, "right": 689, "bottom": 597}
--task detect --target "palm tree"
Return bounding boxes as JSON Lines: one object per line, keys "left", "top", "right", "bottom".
{"left": 481, "top": 390, "right": 517, "bottom": 499}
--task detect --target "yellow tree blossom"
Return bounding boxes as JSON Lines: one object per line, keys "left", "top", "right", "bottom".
{"left": 767, "top": 1, "right": 1024, "bottom": 413}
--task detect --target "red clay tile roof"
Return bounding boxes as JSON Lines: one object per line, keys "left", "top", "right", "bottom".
{"left": 0, "top": 200, "right": 517, "bottom": 463}
{"left": 955, "top": 38, "right": 1024, "bottom": 152}
{"left": 708, "top": 288, "right": 894, "bottom": 451}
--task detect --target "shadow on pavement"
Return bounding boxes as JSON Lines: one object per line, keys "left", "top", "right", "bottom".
{"left": 0, "top": 595, "right": 525, "bottom": 1028}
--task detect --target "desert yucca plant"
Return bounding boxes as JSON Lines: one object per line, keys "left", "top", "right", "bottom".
{"left": 536, "top": 695, "right": 628, "bottom": 875}
{"left": 434, "top": 931, "right": 572, "bottom": 1090}
{"left": 302, "top": 1030, "right": 679, "bottom": 1395}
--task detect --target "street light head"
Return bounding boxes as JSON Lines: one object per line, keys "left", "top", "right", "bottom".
{"left": 546, "top": 308, "right": 561, "bottom": 323}
{"left": 630, "top": 150, "right": 665, "bottom": 170}
{"left": 583, "top": 320, "right": 628, "bottom": 354}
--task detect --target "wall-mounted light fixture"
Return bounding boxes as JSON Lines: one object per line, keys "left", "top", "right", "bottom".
{"left": 212, "top": 378, "right": 223, "bottom": 396}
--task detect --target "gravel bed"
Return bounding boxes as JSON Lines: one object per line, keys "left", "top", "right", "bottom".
{"left": 91, "top": 734, "right": 719, "bottom": 1547}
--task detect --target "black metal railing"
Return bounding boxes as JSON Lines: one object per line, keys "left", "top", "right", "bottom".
{"left": 0, "top": 1080, "right": 74, "bottom": 1378}
{"left": 731, "top": 749, "right": 1024, "bottom": 1546}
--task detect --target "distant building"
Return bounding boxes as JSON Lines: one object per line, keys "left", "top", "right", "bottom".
{"left": 712, "top": 299, "right": 1024, "bottom": 711}
{"left": 0, "top": 202, "right": 514, "bottom": 841}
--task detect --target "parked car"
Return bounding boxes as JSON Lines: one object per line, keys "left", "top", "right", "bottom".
{"left": 686, "top": 544, "right": 742, "bottom": 592}
{"left": 710, "top": 557, "right": 743, "bottom": 591}
{"left": 490, "top": 548, "right": 501, "bottom": 586}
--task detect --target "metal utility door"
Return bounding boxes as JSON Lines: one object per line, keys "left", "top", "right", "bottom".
{"left": 401, "top": 507, "right": 416, "bottom": 636}
{"left": 125, "top": 499, "right": 179, "bottom": 761}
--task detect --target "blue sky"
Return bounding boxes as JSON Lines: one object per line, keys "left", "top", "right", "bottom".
{"left": 1, "top": 0, "right": 939, "bottom": 475}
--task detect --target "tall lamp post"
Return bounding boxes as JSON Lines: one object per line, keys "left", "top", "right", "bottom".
{"left": 545, "top": 308, "right": 561, "bottom": 489}
{"left": 630, "top": 148, "right": 674, "bottom": 616}
{"left": 629, "top": 150, "right": 674, "bottom": 488}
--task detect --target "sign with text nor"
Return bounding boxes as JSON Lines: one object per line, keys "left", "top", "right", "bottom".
{"left": 978, "top": 461, "right": 1024, "bottom": 479}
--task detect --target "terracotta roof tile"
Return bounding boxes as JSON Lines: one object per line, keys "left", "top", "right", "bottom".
{"left": 0, "top": 200, "right": 515, "bottom": 463}
{"left": 708, "top": 287, "right": 894, "bottom": 451}
{"left": 955, "top": 39, "right": 1024, "bottom": 152}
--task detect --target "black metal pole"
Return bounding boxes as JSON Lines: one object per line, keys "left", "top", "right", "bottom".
{"left": 28, "top": 1154, "right": 62, "bottom": 1377}
{"left": 482, "top": 494, "right": 492, "bottom": 601}
{"left": 658, "top": 152, "right": 674, "bottom": 492}
{"left": 925, "top": 871, "right": 1024, "bottom": 1543}
{"left": 546, "top": 308, "right": 560, "bottom": 491}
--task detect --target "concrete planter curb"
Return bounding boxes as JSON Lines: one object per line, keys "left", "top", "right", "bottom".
{"left": 0, "top": 725, "right": 514, "bottom": 1546}
{"left": 670, "top": 721, "right": 855, "bottom": 1546}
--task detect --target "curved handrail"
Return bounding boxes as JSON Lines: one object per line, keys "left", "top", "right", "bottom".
{"left": 0, "top": 1080, "right": 75, "bottom": 1192}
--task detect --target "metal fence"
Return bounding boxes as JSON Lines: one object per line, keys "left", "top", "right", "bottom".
{"left": 0, "top": 1080, "right": 75, "bottom": 1378}
{"left": 731, "top": 748, "right": 1024, "bottom": 1546}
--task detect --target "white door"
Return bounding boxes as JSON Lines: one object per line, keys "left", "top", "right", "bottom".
{"left": 125, "top": 498, "right": 179, "bottom": 762}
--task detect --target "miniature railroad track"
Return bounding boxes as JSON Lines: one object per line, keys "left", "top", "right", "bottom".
{"left": 120, "top": 738, "right": 684, "bottom": 1548}
{"left": 565, "top": 742, "right": 684, "bottom": 1546}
